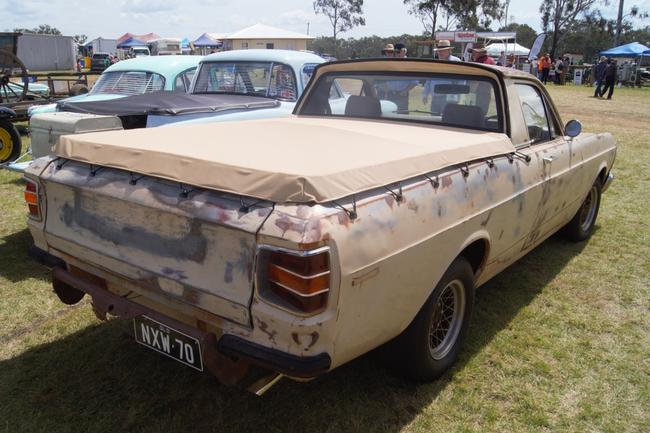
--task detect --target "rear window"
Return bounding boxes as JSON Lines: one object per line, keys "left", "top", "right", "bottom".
{"left": 90, "top": 71, "right": 166, "bottom": 96}
{"left": 300, "top": 72, "right": 502, "bottom": 132}
{"left": 92, "top": 54, "right": 110, "bottom": 59}
{"left": 193, "top": 61, "right": 298, "bottom": 101}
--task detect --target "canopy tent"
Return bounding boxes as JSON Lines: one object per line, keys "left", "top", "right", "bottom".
{"left": 116, "top": 32, "right": 160, "bottom": 45}
{"left": 644, "top": 49, "right": 650, "bottom": 56}
{"left": 117, "top": 37, "right": 147, "bottom": 49}
{"left": 486, "top": 42, "right": 530, "bottom": 57}
{"left": 181, "top": 38, "right": 190, "bottom": 49}
{"left": 600, "top": 42, "right": 650, "bottom": 57}
{"left": 193, "top": 33, "right": 223, "bottom": 47}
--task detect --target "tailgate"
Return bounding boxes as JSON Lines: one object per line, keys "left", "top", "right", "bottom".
{"left": 39, "top": 160, "right": 272, "bottom": 326}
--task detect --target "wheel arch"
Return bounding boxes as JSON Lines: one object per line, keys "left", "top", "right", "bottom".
{"left": 457, "top": 233, "right": 491, "bottom": 280}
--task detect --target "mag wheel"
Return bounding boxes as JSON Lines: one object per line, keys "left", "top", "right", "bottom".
{"left": 563, "top": 178, "right": 602, "bottom": 242}
{"left": 394, "top": 257, "right": 475, "bottom": 381}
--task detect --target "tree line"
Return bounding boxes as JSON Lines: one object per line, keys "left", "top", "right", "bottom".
{"left": 312, "top": 0, "right": 649, "bottom": 60}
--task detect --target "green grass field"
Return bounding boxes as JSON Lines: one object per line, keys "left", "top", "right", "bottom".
{"left": 1, "top": 85, "right": 648, "bottom": 433}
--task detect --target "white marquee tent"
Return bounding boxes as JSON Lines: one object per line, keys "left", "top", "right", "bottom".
{"left": 486, "top": 42, "right": 530, "bottom": 57}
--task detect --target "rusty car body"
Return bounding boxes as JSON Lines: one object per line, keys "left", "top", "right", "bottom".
{"left": 23, "top": 59, "right": 616, "bottom": 394}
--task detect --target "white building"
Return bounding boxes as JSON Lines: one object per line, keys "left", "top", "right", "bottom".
{"left": 222, "top": 24, "right": 314, "bottom": 51}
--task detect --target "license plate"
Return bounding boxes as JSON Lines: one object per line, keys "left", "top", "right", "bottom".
{"left": 133, "top": 315, "right": 203, "bottom": 371}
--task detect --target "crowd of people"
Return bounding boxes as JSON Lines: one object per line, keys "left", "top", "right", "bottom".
{"left": 380, "top": 41, "right": 621, "bottom": 101}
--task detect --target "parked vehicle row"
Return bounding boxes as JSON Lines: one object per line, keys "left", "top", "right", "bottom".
{"left": 23, "top": 58, "right": 616, "bottom": 394}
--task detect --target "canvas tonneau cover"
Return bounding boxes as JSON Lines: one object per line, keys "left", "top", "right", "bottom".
{"left": 56, "top": 91, "right": 280, "bottom": 116}
{"left": 54, "top": 117, "right": 516, "bottom": 203}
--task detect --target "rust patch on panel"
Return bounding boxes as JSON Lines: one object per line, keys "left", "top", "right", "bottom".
{"left": 61, "top": 193, "right": 207, "bottom": 263}
{"left": 255, "top": 318, "right": 277, "bottom": 343}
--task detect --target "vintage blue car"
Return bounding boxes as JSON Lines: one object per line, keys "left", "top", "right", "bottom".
{"left": 148, "top": 49, "right": 331, "bottom": 126}
{"left": 49, "top": 50, "right": 333, "bottom": 127}
{"left": 28, "top": 56, "right": 202, "bottom": 116}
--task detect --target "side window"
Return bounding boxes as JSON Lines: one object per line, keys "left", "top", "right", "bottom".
{"left": 173, "top": 68, "right": 196, "bottom": 92}
{"left": 268, "top": 64, "right": 297, "bottom": 101}
{"left": 515, "top": 84, "right": 551, "bottom": 144}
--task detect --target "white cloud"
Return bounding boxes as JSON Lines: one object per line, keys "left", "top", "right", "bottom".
{"left": 121, "top": 0, "right": 175, "bottom": 14}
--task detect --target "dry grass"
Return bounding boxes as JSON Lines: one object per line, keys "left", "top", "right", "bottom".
{"left": 0, "top": 84, "right": 648, "bottom": 433}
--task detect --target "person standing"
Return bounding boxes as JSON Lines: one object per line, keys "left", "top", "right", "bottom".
{"left": 555, "top": 57, "right": 565, "bottom": 84}
{"left": 599, "top": 59, "right": 618, "bottom": 99}
{"left": 540, "top": 53, "right": 551, "bottom": 84}
{"left": 432, "top": 39, "right": 460, "bottom": 62}
{"left": 394, "top": 43, "right": 408, "bottom": 58}
{"left": 471, "top": 44, "right": 495, "bottom": 64}
{"left": 423, "top": 40, "right": 461, "bottom": 114}
{"left": 593, "top": 56, "right": 607, "bottom": 97}
{"left": 381, "top": 43, "right": 395, "bottom": 58}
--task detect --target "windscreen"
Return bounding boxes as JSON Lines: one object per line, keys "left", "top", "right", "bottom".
{"left": 89, "top": 71, "right": 166, "bottom": 96}
{"left": 193, "top": 61, "right": 298, "bottom": 101}
{"left": 300, "top": 72, "right": 502, "bottom": 132}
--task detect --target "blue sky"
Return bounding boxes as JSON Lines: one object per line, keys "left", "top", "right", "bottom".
{"left": 3, "top": 0, "right": 649, "bottom": 41}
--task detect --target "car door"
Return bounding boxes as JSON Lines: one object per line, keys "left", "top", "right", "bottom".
{"left": 513, "top": 82, "right": 571, "bottom": 250}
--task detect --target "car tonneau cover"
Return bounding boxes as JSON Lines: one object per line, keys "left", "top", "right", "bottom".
{"left": 54, "top": 117, "right": 516, "bottom": 203}
{"left": 56, "top": 92, "right": 280, "bottom": 116}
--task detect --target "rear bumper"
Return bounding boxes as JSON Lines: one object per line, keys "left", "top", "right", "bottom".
{"left": 39, "top": 250, "right": 330, "bottom": 381}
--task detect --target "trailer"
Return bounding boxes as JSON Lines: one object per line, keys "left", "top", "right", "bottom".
{"left": 83, "top": 38, "right": 118, "bottom": 56}
{"left": 16, "top": 33, "right": 76, "bottom": 71}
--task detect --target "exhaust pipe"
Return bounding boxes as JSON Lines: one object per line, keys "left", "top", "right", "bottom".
{"left": 246, "top": 373, "right": 284, "bottom": 396}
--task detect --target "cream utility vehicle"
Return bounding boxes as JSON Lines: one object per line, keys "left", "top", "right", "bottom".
{"left": 24, "top": 59, "right": 616, "bottom": 394}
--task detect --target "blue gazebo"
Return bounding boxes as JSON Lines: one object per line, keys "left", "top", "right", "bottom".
{"left": 117, "top": 37, "right": 147, "bottom": 49}
{"left": 600, "top": 42, "right": 650, "bottom": 57}
{"left": 192, "top": 33, "right": 223, "bottom": 54}
{"left": 600, "top": 42, "right": 650, "bottom": 86}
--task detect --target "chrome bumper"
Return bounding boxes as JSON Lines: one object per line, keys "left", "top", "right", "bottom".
{"left": 602, "top": 172, "right": 614, "bottom": 193}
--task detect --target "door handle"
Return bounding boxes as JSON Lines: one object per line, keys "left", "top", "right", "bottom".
{"left": 543, "top": 155, "right": 555, "bottom": 164}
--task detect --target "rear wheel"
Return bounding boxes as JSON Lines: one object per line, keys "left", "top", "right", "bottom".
{"left": 392, "top": 257, "right": 475, "bottom": 381}
{"left": 0, "top": 118, "right": 21, "bottom": 163}
{"left": 563, "top": 178, "right": 602, "bottom": 242}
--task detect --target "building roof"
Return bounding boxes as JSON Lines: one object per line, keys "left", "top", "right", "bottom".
{"left": 222, "top": 23, "right": 314, "bottom": 40}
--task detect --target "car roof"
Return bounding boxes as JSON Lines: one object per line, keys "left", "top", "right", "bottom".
{"left": 201, "top": 49, "right": 325, "bottom": 70}
{"left": 105, "top": 56, "right": 203, "bottom": 79}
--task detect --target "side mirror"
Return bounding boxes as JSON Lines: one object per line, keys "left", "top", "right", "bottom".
{"left": 565, "top": 119, "right": 582, "bottom": 138}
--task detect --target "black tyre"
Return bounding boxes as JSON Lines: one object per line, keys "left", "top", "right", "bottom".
{"left": 392, "top": 257, "right": 475, "bottom": 382}
{"left": 0, "top": 118, "right": 22, "bottom": 164}
{"left": 563, "top": 178, "right": 602, "bottom": 242}
{"left": 69, "top": 83, "right": 89, "bottom": 96}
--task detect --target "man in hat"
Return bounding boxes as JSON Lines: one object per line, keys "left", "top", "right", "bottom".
{"left": 593, "top": 56, "right": 608, "bottom": 97}
{"left": 423, "top": 40, "right": 461, "bottom": 114}
{"left": 471, "top": 43, "right": 495, "bottom": 65}
{"left": 434, "top": 40, "right": 460, "bottom": 62}
{"left": 382, "top": 43, "right": 395, "bottom": 57}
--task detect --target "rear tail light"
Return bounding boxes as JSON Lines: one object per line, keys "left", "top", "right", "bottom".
{"left": 23, "top": 178, "right": 41, "bottom": 220}
{"left": 259, "top": 247, "right": 330, "bottom": 314}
